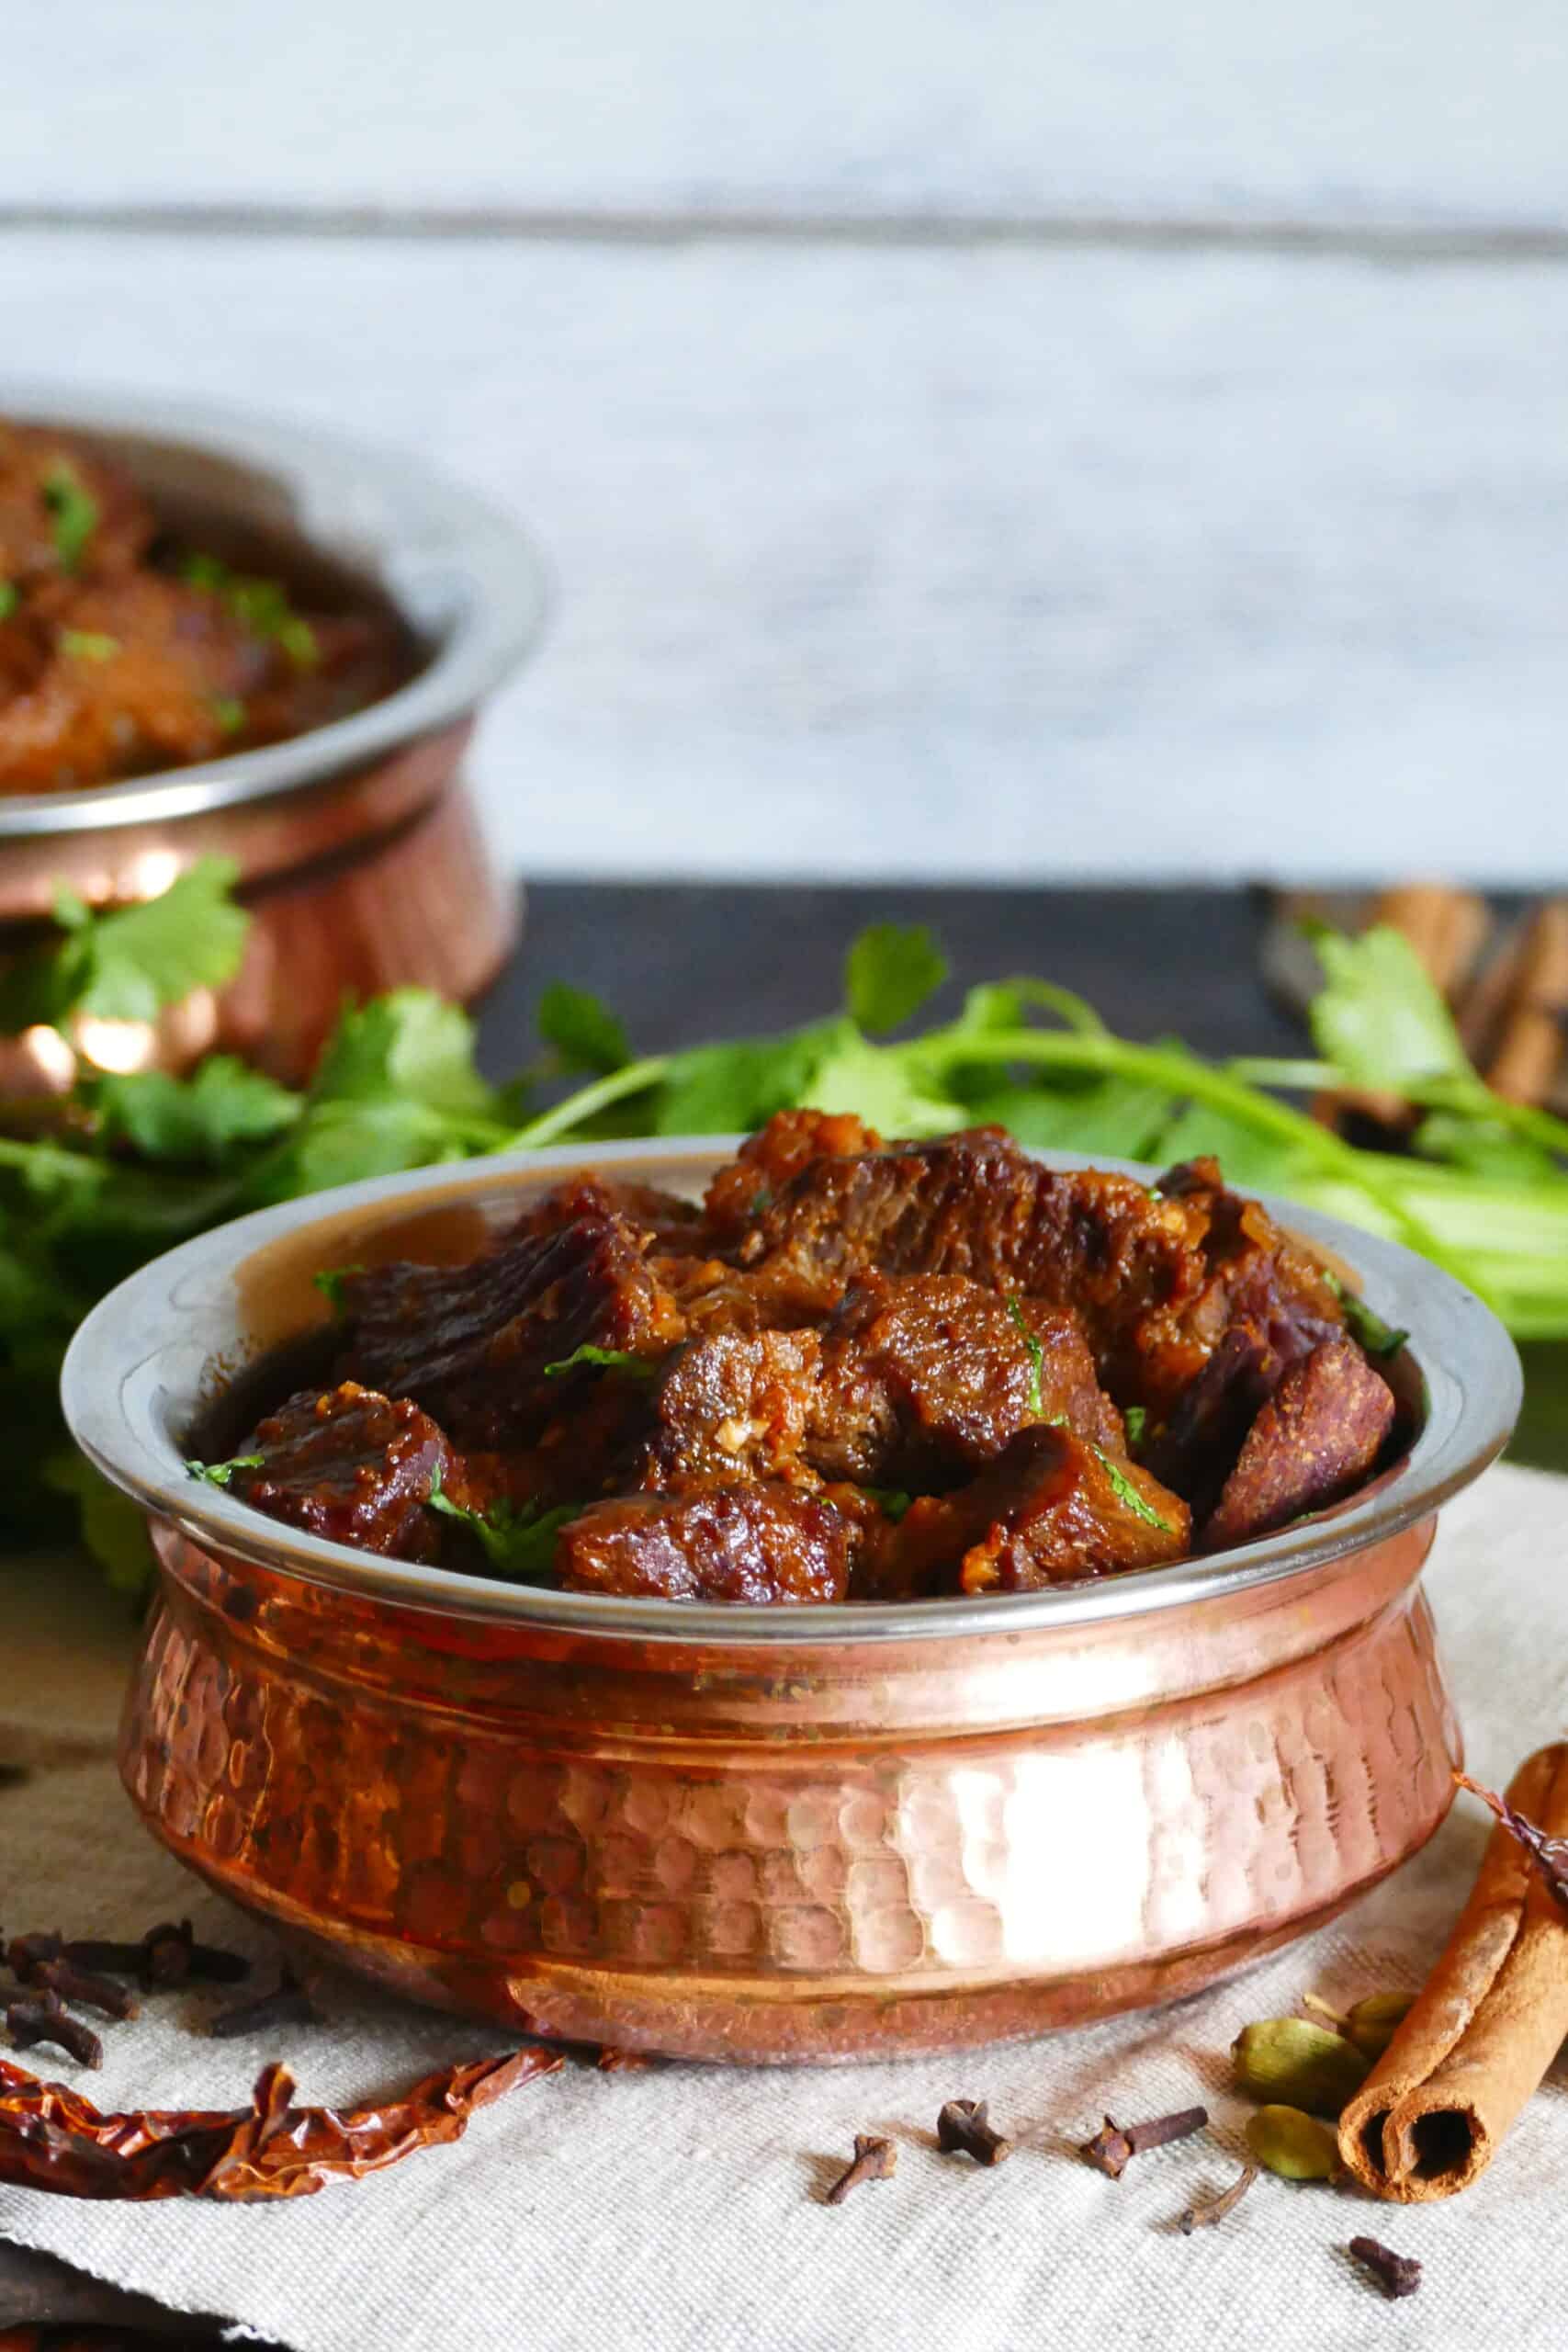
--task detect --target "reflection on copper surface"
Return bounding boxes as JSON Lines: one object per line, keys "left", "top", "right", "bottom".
{"left": 119, "top": 1511, "right": 1458, "bottom": 2065}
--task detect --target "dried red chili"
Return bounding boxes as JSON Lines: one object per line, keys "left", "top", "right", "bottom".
{"left": 0, "top": 2046, "right": 558, "bottom": 2201}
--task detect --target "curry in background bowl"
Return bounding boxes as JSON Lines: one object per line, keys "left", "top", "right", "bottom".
{"left": 0, "top": 418, "right": 413, "bottom": 794}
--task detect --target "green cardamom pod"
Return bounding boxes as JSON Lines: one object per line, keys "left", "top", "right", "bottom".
{"left": 1345, "top": 1991, "right": 1415, "bottom": 2060}
{"left": 1231, "top": 2018, "right": 1371, "bottom": 2115}
{"left": 1245, "top": 2104, "right": 1339, "bottom": 2181}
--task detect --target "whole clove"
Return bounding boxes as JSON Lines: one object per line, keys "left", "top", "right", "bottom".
{"left": 935, "top": 2098, "right": 1013, "bottom": 2165}
{"left": 1080, "top": 2105, "right": 1208, "bottom": 2179}
{"left": 209, "top": 1968, "right": 316, "bottom": 2041}
{"left": 6, "top": 1931, "right": 64, "bottom": 1978}
{"left": 826, "top": 2134, "right": 897, "bottom": 2205}
{"left": 7, "top": 1992, "right": 103, "bottom": 2070}
{"left": 1348, "top": 2235, "right": 1423, "bottom": 2301}
{"left": 27, "top": 1958, "right": 139, "bottom": 2022}
{"left": 62, "top": 1920, "right": 249, "bottom": 1991}
{"left": 1179, "top": 2162, "right": 1258, "bottom": 2233}
{"left": 137, "top": 1918, "right": 250, "bottom": 1991}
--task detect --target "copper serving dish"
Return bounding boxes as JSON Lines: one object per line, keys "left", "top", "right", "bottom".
{"left": 1, "top": 386, "right": 547, "bottom": 1083}
{"left": 62, "top": 1143, "right": 1521, "bottom": 2064}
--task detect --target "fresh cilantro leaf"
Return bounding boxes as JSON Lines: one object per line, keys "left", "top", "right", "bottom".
{"left": 653, "top": 1021, "right": 843, "bottom": 1136}
{"left": 959, "top": 1076, "right": 1173, "bottom": 1158}
{"left": 42, "top": 464, "right": 98, "bottom": 571}
{"left": 1006, "top": 1294, "right": 1045, "bottom": 1417}
{"left": 806, "top": 1028, "right": 959, "bottom": 1137}
{"left": 543, "top": 1344, "right": 658, "bottom": 1380}
{"left": 209, "top": 695, "right": 247, "bottom": 737}
{"left": 1096, "top": 1447, "right": 1174, "bottom": 1533}
{"left": 0, "top": 582, "right": 17, "bottom": 621}
{"left": 862, "top": 1486, "right": 913, "bottom": 1521}
{"left": 310, "top": 989, "right": 501, "bottom": 1121}
{"left": 1413, "top": 1111, "right": 1560, "bottom": 1183}
{"left": 0, "top": 855, "right": 249, "bottom": 1036}
{"left": 241, "top": 1098, "right": 478, "bottom": 1205}
{"left": 426, "top": 1465, "right": 577, "bottom": 1580}
{"left": 60, "top": 629, "right": 118, "bottom": 662}
{"left": 90, "top": 1057, "right": 300, "bottom": 1163}
{"left": 1308, "top": 924, "right": 1474, "bottom": 1093}
{"left": 312, "top": 1265, "right": 364, "bottom": 1311}
{"left": 537, "top": 982, "right": 630, "bottom": 1076}
{"left": 185, "top": 1454, "right": 265, "bottom": 1487}
{"left": 844, "top": 923, "right": 948, "bottom": 1035}
{"left": 1123, "top": 1405, "right": 1146, "bottom": 1446}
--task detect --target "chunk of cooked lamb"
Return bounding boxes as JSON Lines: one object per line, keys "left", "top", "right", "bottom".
{"left": 1201, "top": 1337, "right": 1395, "bottom": 1552}
{"left": 736, "top": 1128, "right": 1209, "bottom": 1385}
{"left": 336, "top": 1209, "right": 686, "bottom": 1448}
{"left": 226, "top": 1381, "right": 454, "bottom": 1561}
{"left": 863, "top": 1425, "right": 1190, "bottom": 1600}
{"left": 558, "top": 1484, "right": 854, "bottom": 1603}
{"left": 635, "top": 1328, "right": 822, "bottom": 1487}
{"left": 703, "top": 1109, "right": 885, "bottom": 1242}
{"left": 807, "top": 1273, "right": 1123, "bottom": 1482}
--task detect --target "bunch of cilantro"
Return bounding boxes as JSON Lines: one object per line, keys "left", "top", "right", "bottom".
{"left": 4, "top": 860, "right": 1564, "bottom": 1593}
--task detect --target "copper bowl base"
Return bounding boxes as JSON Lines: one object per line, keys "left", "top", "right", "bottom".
{"left": 122, "top": 1512, "right": 1459, "bottom": 2064}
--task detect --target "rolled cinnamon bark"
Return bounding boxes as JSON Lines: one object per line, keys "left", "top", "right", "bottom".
{"left": 1339, "top": 1745, "right": 1568, "bottom": 2201}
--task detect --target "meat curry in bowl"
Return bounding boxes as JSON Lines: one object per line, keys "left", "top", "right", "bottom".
{"left": 186, "top": 1111, "right": 1413, "bottom": 1607}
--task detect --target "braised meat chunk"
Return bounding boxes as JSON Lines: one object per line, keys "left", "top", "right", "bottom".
{"left": 226, "top": 1382, "right": 456, "bottom": 1562}
{"left": 558, "top": 1485, "right": 855, "bottom": 1603}
{"left": 197, "top": 1116, "right": 1406, "bottom": 1606}
{"left": 1202, "top": 1338, "right": 1395, "bottom": 1552}
{"left": 866, "top": 1426, "right": 1189, "bottom": 1600}
{"left": 636, "top": 1328, "right": 821, "bottom": 1487}
{"left": 808, "top": 1273, "right": 1122, "bottom": 1483}
{"left": 337, "top": 1208, "right": 686, "bottom": 1449}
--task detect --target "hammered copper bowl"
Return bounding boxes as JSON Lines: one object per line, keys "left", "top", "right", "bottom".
{"left": 61, "top": 1143, "right": 1521, "bottom": 2064}
{"left": 1, "top": 385, "right": 546, "bottom": 1085}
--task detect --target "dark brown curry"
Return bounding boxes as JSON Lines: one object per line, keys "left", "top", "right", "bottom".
{"left": 194, "top": 1113, "right": 1403, "bottom": 1604}
{"left": 0, "top": 422, "right": 408, "bottom": 793}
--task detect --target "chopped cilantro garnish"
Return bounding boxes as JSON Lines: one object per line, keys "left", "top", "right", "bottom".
{"left": 60, "top": 630, "right": 118, "bottom": 663}
{"left": 426, "top": 1464, "right": 578, "bottom": 1579}
{"left": 312, "top": 1265, "right": 364, "bottom": 1312}
{"left": 1005, "top": 1293, "right": 1044, "bottom": 1417}
{"left": 862, "top": 1487, "right": 913, "bottom": 1521}
{"left": 0, "top": 582, "right": 17, "bottom": 621}
{"left": 1322, "top": 1270, "right": 1407, "bottom": 1361}
{"left": 42, "top": 464, "right": 98, "bottom": 571}
{"left": 209, "top": 695, "right": 247, "bottom": 737}
{"left": 182, "top": 553, "right": 317, "bottom": 668}
{"left": 1123, "top": 1404, "right": 1146, "bottom": 1446}
{"left": 543, "top": 1344, "right": 659, "bottom": 1380}
{"left": 185, "top": 1454, "right": 264, "bottom": 1487}
{"left": 1095, "top": 1448, "right": 1173, "bottom": 1533}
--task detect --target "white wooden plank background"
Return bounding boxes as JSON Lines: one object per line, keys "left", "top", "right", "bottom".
{"left": 5, "top": 0, "right": 1566, "bottom": 230}
{"left": 2, "top": 4, "right": 1565, "bottom": 882}
{"left": 8, "top": 230, "right": 1562, "bottom": 882}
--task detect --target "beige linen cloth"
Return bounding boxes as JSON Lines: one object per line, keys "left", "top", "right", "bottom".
{"left": 3, "top": 1463, "right": 1567, "bottom": 2352}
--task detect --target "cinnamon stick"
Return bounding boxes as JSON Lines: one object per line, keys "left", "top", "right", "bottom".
{"left": 1338, "top": 1743, "right": 1568, "bottom": 2201}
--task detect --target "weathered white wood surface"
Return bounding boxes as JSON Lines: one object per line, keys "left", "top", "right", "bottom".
{"left": 4, "top": 0, "right": 1566, "bottom": 230}
{"left": 6, "top": 230, "right": 1562, "bottom": 881}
